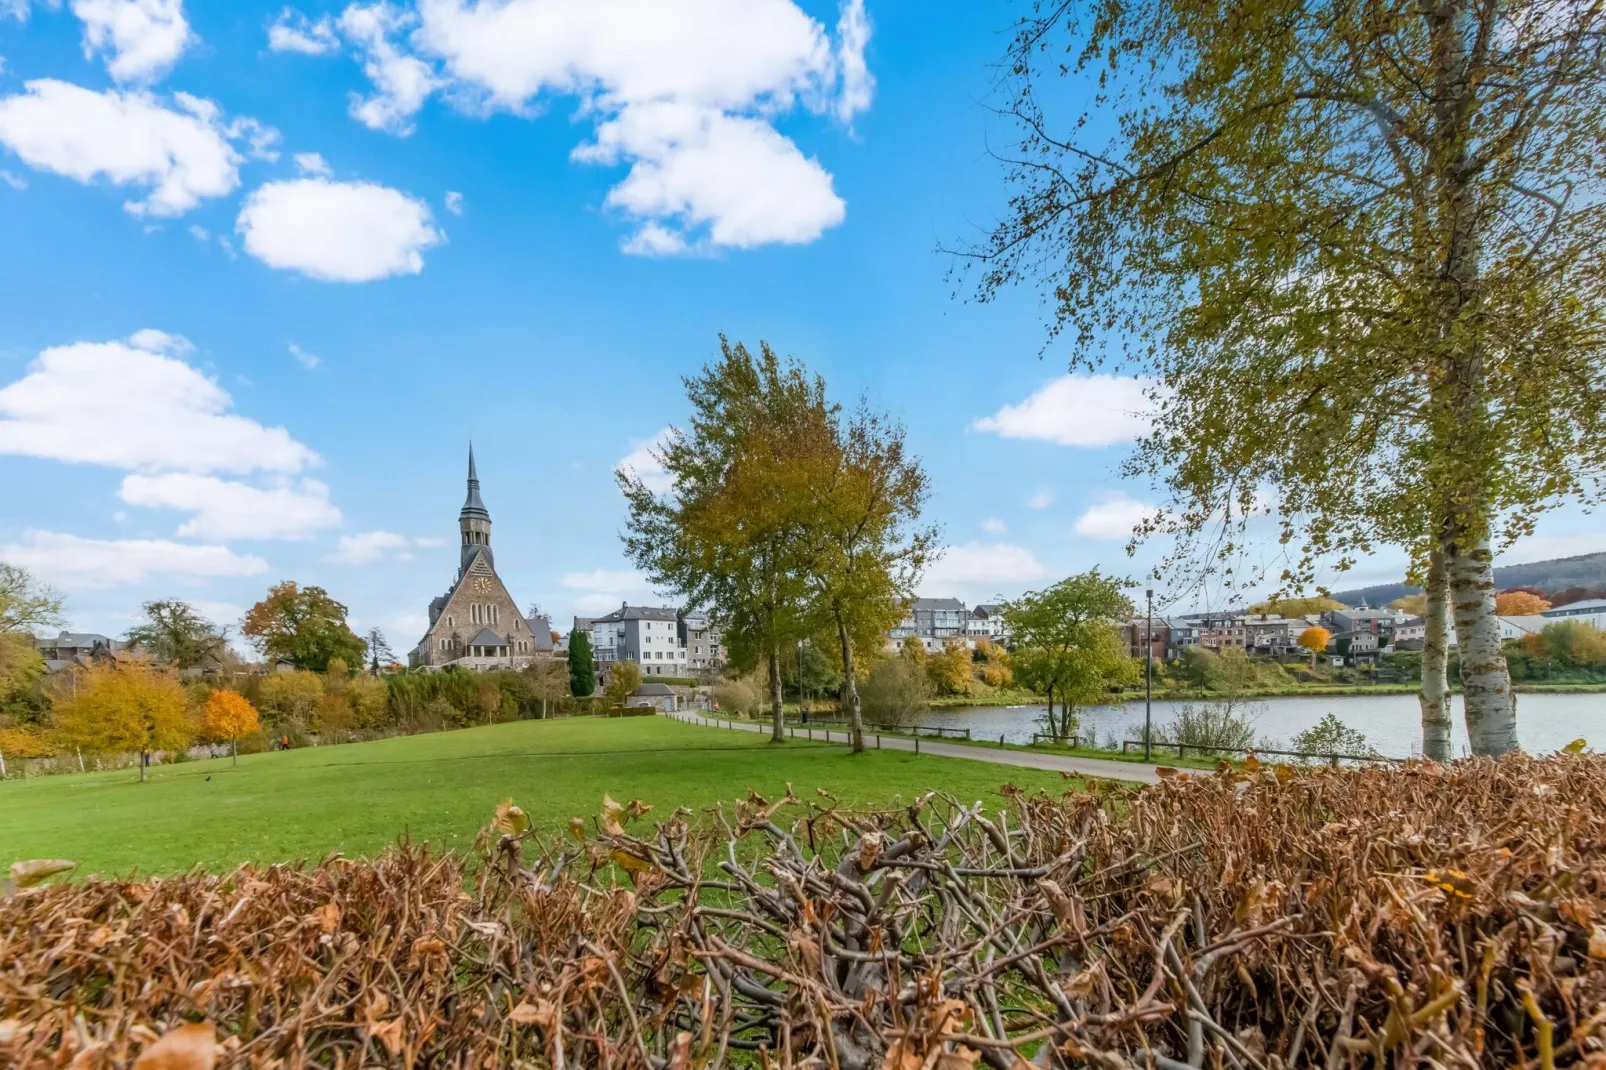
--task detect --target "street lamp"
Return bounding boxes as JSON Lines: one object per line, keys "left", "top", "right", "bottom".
{"left": 797, "top": 639, "right": 807, "bottom": 723}
{"left": 1144, "top": 588, "right": 1154, "bottom": 762}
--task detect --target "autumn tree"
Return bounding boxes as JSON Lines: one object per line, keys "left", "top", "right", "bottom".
{"left": 1391, "top": 595, "right": 1428, "bottom": 616}
{"left": 525, "top": 656, "right": 569, "bottom": 718}
{"left": 799, "top": 403, "right": 937, "bottom": 752}
{"left": 257, "top": 671, "right": 324, "bottom": 732}
{"left": 1297, "top": 626, "right": 1332, "bottom": 666}
{"left": 925, "top": 641, "right": 972, "bottom": 698}
{"left": 1495, "top": 590, "right": 1552, "bottom": 616}
{"left": 1248, "top": 597, "right": 1344, "bottom": 617}
{"left": 53, "top": 662, "right": 191, "bottom": 781}
{"left": 604, "top": 661, "right": 642, "bottom": 706}
{"left": 1003, "top": 572, "right": 1138, "bottom": 739}
{"left": 567, "top": 630, "right": 595, "bottom": 697}
{"left": 126, "top": 600, "right": 227, "bottom": 669}
{"left": 242, "top": 581, "right": 366, "bottom": 672}
{"left": 201, "top": 689, "right": 259, "bottom": 764}
{"left": 0, "top": 563, "right": 60, "bottom": 708}
{"left": 619, "top": 338, "right": 822, "bottom": 742}
{"left": 964, "top": 0, "right": 1606, "bottom": 757}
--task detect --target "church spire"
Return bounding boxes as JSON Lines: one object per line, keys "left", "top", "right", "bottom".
{"left": 459, "top": 443, "right": 493, "bottom": 576}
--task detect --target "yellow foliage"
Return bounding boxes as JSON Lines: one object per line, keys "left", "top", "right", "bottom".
{"left": 53, "top": 661, "right": 192, "bottom": 756}
{"left": 899, "top": 635, "right": 926, "bottom": 665}
{"left": 1495, "top": 591, "right": 1551, "bottom": 615}
{"left": 200, "top": 689, "right": 259, "bottom": 742}
{"left": 926, "top": 641, "right": 972, "bottom": 697}
{"left": 1297, "top": 626, "right": 1332, "bottom": 654}
{"left": 259, "top": 671, "right": 324, "bottom": 721}
{"left": 0, "top": 724, "right": 56, "bottom": 759}
{"left": 1391, "top": 594, "right": 1428, "bottom": 615}
{"left": 347, "top": 674, "right": 388, "bottom": 728}
{"left": 1249, "top": 596, "right": 1345, "bottom": 616}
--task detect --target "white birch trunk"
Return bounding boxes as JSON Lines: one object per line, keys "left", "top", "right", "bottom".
{"left": 1447, "top": 533, "right": 1518, "bottom": 755}
{"left": 836, "top": 614, "right": 864, "bottom": 753}
{"left": 1419, "top": 549, "right": 1453, "bottom": 761}
{"left": 767, "top": 646, "right": 785, "bottom": 742}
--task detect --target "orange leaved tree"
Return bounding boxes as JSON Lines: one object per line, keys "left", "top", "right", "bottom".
{"left": 53, "top": 662, "right": 191, "bottom": 781}
{"left": 1494, "top": 591, "right": 1552, "bottom": 616}
{"left": 201, "top": 689, "right": 259, "bottom": 765}
{"left": 1297, "top": 627, "right": 1332, "bottom": 667}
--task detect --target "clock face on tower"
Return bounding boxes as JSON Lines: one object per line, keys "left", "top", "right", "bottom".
{"left": 473, "top": 577, "right": 492, "bottom": 593}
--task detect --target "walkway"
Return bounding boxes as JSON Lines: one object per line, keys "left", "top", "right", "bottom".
{"left": 663, "top": 710, "right": 1163, "bottom": 785}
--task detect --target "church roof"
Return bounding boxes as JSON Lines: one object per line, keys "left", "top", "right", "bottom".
{"left": 460, "top": 445, "right": 489, "bottom": 522}
{"left": 468, "top": 627, "right": 506, "bottom": 647}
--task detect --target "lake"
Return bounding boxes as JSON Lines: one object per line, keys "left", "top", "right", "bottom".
{"left": 897, "top": 692, "right": 1605, "bottom": 758}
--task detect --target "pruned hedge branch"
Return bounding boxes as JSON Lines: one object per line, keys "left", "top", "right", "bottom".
{"left": 4, "top": 754, "right": 1605, "bottom": 1067}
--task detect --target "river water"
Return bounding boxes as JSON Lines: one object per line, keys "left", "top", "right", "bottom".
{"left": 901, "top": 693, "right": 1604, "bottom": 758}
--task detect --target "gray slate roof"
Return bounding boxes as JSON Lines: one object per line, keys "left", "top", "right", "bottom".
{"left": 1545, "top": 598, "right": 1606, "bottom": 614}
{"left": 468, "top": 627, "right": 506, "bottom": 647}
{"left": 591, "top": 604, "right": 679, "bottom": 623}
{"left": 632, "top": 682, "right": 676, "bottom": 696}
{"left": 913, "top": 597, "right": 965, "bottom": 611}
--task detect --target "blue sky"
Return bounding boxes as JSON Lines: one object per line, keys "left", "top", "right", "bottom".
{"left": 0, "top": 0, "right": 1598, "bottom": 654}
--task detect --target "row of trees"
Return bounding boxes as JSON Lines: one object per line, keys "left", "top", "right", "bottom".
{"left": 619, "top": 339, "right": 936, "bottom": 753}
{"left": 965, "top": 0, "right": 1606, "bottom": 757}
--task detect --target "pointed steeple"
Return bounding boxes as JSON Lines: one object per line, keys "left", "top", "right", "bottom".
{"left": 461, "top": 443, "right": 489, "bottom": 521}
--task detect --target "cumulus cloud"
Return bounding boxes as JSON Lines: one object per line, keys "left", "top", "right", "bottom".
{"left": 236, "top": 178, "right": 443, "bottom": 282}
{"left": 1073, "top": 492, "right": 1156, "bottom": 540}
{"left": 616, "top": 428, "right": 674, "bottom": 493}
{"left": 974, "top": 374, "right": 1157, "bottom": 448}
{"left": 327, "top": 530, "right": 418, "bottom": 565}
{"left": 119, "top": 473, "right": 341, "bottom": 539}
{"left": 72, "top": 0, "right": 194, "bottom": 82}
{"left": 923, "top": 542, "right": 1048, "bottom": 589}
{"left": 0, "top": 330, "right": 318, "bottom": 474}
{"left": 275, "top": 0, "right": 870, "bottom": 252}
{"left": 1027, "top": 489, "right": 1053, "bottom": 510}
{"left": 0, "top": 530, "right": 267, "bottom": 589}
{"left": 0, "top": 80, "right": 270, "bottom": 216}
{"left": 288, "top": 342, "right": 320, "bottom": 369}
{"left": 267, "top": 6, "right": 339, "bottom": 54}
{"left": 443, "top": 189, "right": 462, "bottom": 215}
{"left": 981, "top": 517, "right": 1006, "bottom": 535}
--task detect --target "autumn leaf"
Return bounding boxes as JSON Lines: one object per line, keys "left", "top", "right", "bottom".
{"left": 1590, "top": 926, "right": 1606, "bottom": 960}
{"left": 368, "top": 1017, "right": 406, "bottom": 1056}
{"left": 132, "top": 1022, "right": 217, "bottom": 1070}
{"left": 408, "top": 935, "right": 447, "bottom": 967}
{"left": 509, "top": 999, "right": 557, "bottom": 1030}
{"left": 567, "top": 817, "right": 586, "bottom": 840}
{"left": 1244, "top": 753, "right": 1261, "bottom": 773}
{"left": 601, "top": 794, "right": 627, "bottom": 837}
{"left": 494, "top": 798, "right": 530, "bottom": 837}
{"left": 311, "top": 903, "right": 340, "bottom": 933}
{"left": 1155, "top": 767, "right": 1180, "bottom": 779}
{"left": 1424, "top": 869, "right": 1476, "bottom": 901}
{"left": 9, "top": 859, "right": 75, "bottom": 888}
{"left": 1563, "top": 738, "right": 1588, "bottom": 755}
{"left": 1274, "top": 764, "right": 1296, "bottom": 784}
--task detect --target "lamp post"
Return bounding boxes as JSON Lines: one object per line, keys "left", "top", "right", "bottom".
{"left": 797, "top": 639, "right": 806, "bottom": 722}
{"left": 1144, "top": 588, "right": 1154, "bottom": 762}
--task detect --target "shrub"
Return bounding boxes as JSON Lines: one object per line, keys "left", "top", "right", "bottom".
{"left": 859, "top": 657, "right": 932, "bottom": 721}
{"left": 1290, "top": 713, "right": 1374, "bottom": 760}
{"left": 1150, "top": 699, "right": 1262, "bottom": 755}
{"left": 712, "top": 676, "right": 763, "bottom": 716}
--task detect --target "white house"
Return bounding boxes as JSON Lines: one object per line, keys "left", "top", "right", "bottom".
{"left": 1541, "top": 598, "right": 1606, "bottom": 631}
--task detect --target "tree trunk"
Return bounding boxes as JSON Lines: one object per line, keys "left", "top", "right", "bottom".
{"left": 767, "top": 646, "right": 784, "bottom": 742}
{"left": 1447, "top": 531, "right": 1518, "bottom": 755}
{"left": 232, "top": 737, "right": 239, "bottom": 766}
{"left": 836, "top": 614, "right": 864, "bottom": 753}
{"left": 139, "top": 750, "right": 148, "bottom": 782}
{"left": 1419, "top": 549, "right": 1453, "bottom": 761}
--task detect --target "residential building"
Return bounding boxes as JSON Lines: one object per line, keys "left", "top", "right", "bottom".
{"left": 677, "top": 610, "right": 723, "bottom": 672}
{"left": 889, "top": 597, "right": 970, "bottom": 652}
{"left": 31, "top": 631, "right": 124, "bottom": 672}
{"left": 1542, "top": 598, "right": 1606, "bottom": 630}
{"left": 1194, "top": 615, "right": 1248, "bottom": 652}
{"left": 1328, "top": 629, "right": 1380, "bottom": 665}
{"left": 1166, "top": 617, "right": 1202, "bottom": 654}
{"left": 965, "top": 604, "right": 1009, "bottom": 644}
{"left": 1124, "top": 617, "right": 1171, "bottom": 661}
{"left": 587, "top": 603, "right": 689, "bottom": 677}
{"left": 1327, "top": 606, "right": 1409, "bottom": 638}
{"left": 1243, "top": 616, "right": 1303, "bottom": 656}
{"left": 1498, "top": 615, "right": 1549, "bottom": 640}
{"left": 1392, "top": 616, "right": 1427, "bottom": 644}
{"left": 411, "top": 448, "right": 551, "bottom": 670}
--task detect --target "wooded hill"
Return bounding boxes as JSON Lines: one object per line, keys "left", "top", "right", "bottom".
{"left": 1330, "top": 550, "right": 1606, "bottom": 606}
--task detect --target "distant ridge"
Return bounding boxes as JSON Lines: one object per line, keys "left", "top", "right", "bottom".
{"left": 1329, "top": 550, "right": 1606, "bottom": 607}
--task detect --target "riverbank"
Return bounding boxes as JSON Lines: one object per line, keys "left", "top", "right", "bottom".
{"left": 1117, "top": 681, "right": 1606, "bottom": 700}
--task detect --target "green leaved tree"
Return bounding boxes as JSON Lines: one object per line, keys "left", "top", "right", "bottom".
{"left": 567, "top": 629, "right": 596, "bottom": 697}
{"left": 241, "top": 582, "right": 366, "bottom": 673}
{"left": 964, "top": 0, "right": 1606, "bottom": 757}
{"left": 1003, "top": 572, "right": 1139, "bottom": 740}
{"left": 126, "top": 599, "right": 228, "bottom": 670}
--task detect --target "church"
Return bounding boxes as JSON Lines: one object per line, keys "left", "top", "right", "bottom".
{"left": 410, "top": 448, "right": 553, "bottom": 670}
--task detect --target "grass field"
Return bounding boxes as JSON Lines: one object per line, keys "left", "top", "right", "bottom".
{"left": 0, "top": 715, "right": 1067, "bottom": 877}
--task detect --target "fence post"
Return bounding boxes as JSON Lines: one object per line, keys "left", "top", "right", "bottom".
{"left": 915, "top": 737, "right": 920, "bottom": 755}
{"left": 1000, "top": 733, "right": 1005, "bottom": 747}
{"left": 877, "top": 734, "right": 881, "bottom": 749}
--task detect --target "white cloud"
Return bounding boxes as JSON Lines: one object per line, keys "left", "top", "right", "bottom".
{"left": 616, "top": 427, "right": 673, "bottom": 493}
{"left": 119, "top": 473, "right": 341, "bottom": 539}
{"left": 924, "top": 542, "right": 1048, "bottom": 588}
{"left": 340, "top": 2, "right": 438, "bottom": 135}
{"left": 0, "top": 330, "right": 317, "bottom": 475}
{"left": 1027, "top": 488, "right": 1053, "bottom": 510}
{"left": 72, "top": 0, "right": 194, "bottom": 82}
{"left": 561, "top": 568, "right": 647, "bottom": 593}
{"left": 443, "top": 189, "right": 462, "bottom": 215}
{"left": 414, "top": 536, "right": 446, "bottom": 548}
{"left": 327, "top": 530, "right": 415, "bottom": 565}
{"left": 293, "top": 150, "right": 331, "bottom": 175}
{"left": 288, "top": 341, "right": 320, "bottom": 369}
{"left": 236, "top": 178, "right": 443, "bottom": 282}
{"left": 267, "top": 7, "right": 339, "bottom": 54}
{"left": 299, "top": 0, "right": 869, "bottom": 252}
{"left": 974, "top": 374, "right": 1157, "bottom": 448}
{"left": 392, "top": 612, "right": 429, "bottom": 637}
{"left": 0, "top": 530, "right": 267, "bottom": 589}
{"left": 0, "top": 168, "right": 25, "bottom": 189}
{"left": 577, "top": 105, "right": 843, "bottom": 252}
{"left": 0, "top": 80, "right": 267, "bottom": 216}
{"left": 186, "top": 222, "right": 207, "bottom": 240}
{"left": 1073, "top": 492, "right": 1155, "bottom": 540}
{"left": 2, "top": 0, "right": 26, "bottom": 20}
{"left": 981, "top": 516, "right": 1006, "bottom": 535}
{"left": 190, "top": 600, "right": 245, "bottom": 627}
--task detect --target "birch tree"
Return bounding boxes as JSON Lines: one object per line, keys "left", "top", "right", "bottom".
{"left": 961, "top": 0, "right": 1606, "bottom": 754}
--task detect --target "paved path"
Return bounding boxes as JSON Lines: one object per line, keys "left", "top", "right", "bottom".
{"left": 663, "top": 710, "right": 1163, "bottom": 785}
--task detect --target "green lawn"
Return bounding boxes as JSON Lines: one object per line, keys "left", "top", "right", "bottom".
{"left": 0, "top": 716, "right": 1066, "bottom": 877}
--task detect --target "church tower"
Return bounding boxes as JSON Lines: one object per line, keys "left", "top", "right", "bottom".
{"left": 459, "top": 445, "right": 493, "bottom": 578}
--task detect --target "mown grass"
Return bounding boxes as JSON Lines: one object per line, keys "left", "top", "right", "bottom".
{"left": 0, "top": 716, "right": 1068, "bottom": 878}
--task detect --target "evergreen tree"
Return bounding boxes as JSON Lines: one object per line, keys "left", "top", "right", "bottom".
{"left": 568, "top": 629, "right": 595, "bottom": 697}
